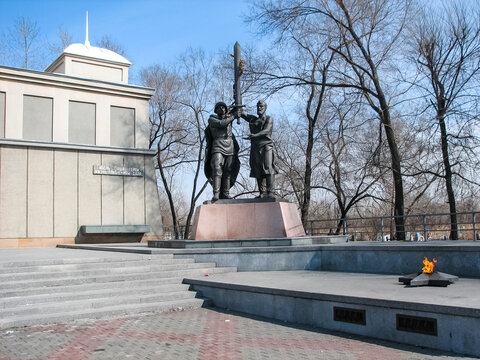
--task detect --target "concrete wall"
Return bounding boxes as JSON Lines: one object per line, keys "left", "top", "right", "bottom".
{"left": 318, "top": 244, "right": 480, "bottom": 278}
{"left": 0, "top": 66, "right": 152, "bottom": 149}
{"left": 172, "top": 243, "right": 480, "bottom": 277}
{"left": 0, "top": 144, "right": 163, "bottom": 246}
{"left": 175, "top": 249, "right": 322, "bottom": 272}
{"left": 0, "top": 65, "right": 161, "bottom": 247}
{"left": 48, "top": 55, "right": 129, "bottom": 85}
{"left": 71, "top": 59, "right": 125, "bottom": 84}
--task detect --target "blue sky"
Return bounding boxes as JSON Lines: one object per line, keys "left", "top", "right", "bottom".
{"left": 0, "top": 0, "right": 262, "bottom": 78}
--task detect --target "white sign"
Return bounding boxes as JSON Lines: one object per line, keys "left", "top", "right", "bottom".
{"left": 93, "top": 165, "right": 143, "bottom": 177}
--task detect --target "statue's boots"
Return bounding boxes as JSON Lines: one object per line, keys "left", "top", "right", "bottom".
{"left": 266, "top": 175, "right": 275, "bottom": 198}
{"left": 220, "top": 176, "right": 232, "bottom": 199}
{"left": 257, "top": 178, "right": 267, "bottom": 198}
{"left": 212, "top": 176, "right": 221, "bottom": 202}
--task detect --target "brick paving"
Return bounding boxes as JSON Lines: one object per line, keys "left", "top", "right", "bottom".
{"left": 0, "top": 307, "right": 476, "bottom": 360}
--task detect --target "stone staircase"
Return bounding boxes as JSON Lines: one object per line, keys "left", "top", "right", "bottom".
{"left": 0, "top": 252, "right": 236, "bottom": 329}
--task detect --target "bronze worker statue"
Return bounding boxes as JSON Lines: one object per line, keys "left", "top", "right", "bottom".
{"left": 204, "top": 102, "right": 240, "bottom": 202}
{"left": 241, "top": 101, "right": 278, "bottom": 198}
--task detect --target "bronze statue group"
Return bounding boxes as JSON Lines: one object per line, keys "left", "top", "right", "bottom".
{"left": 204, "top": 101, "right": 278, "bottom": 202}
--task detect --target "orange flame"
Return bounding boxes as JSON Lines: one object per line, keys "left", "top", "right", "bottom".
{"left": 422, "top": 257, "right": 437, "bottom": 273}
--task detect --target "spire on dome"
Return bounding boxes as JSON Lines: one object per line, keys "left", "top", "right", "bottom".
{"left": 85, "top": 11, "right": 90, "bottom": 47}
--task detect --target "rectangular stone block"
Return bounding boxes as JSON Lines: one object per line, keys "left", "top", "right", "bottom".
{"left": 101, "top": 153, "right": 124, "bottom": 224}
{"left": 69, "top": 101, "right": 95, "bottom": 145}
{"left": 0, "top": 146, "right": 27, "bottom": 238}
{"left": 110, "top": 106, "right": 134, "bottom": 148}
{"left": 78, "top": 152, "right": 101, "bottom": 226}
{"left": 144, "top": 156, "right": 163, "bottom": 235}
{"left": 124, "top": 155, "right": 145, "bottom": 225}
{"left": 27, "top": 148, "right": 54, "bottom": 237}
{"left": 23, "top": 95, "right": 53, "bottom": 141}
{"left": 190, "top": 200, "right": 305, "bottom": 240}
{"left": 54, "top": 150, "right": 78, "bottom": 237}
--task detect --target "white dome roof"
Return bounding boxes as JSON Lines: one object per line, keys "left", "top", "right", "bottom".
{"left": 63, "top": 43, "right": 131, "bottom": 65}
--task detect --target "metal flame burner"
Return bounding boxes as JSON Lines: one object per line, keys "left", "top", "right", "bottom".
{"left": 399, "top": 271, "right": 459, "bottom": 287}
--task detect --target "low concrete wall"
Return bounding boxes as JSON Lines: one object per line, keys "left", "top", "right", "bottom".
{"left": 173, "top": 242, "right": 480, "bottom": 277}
{"left": 319, "top": 243, "right": 480, "bottom": 277}
{"left": 174, "top": 247, "right": 322, "bottom": 272}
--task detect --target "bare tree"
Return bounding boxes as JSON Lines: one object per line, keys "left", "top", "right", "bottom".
{"left": 48, "top": 26, "right": 73, "bottom": 58}
{"left": 318, "top": 95, "right": 388, "bottom": 233}
{"left": 411, "top": 1, "right": 480, "bottom": 239}
{"left": 98, "top": 35, "right": 126, "bottom": 56}
{"left": 141, "top": 49, "right": 225, "bottom": 239}
{"left": 4, "top": 17, "right": 41, "bottom": 69}
{"left": 246, "top": 2, "right": 336, "bottom": 224}
{"left": 176, "top": 49, "right": 216, "bottom": 239}
{"left": 140, "top": 64, "right": 188, "bottom": 239}
{"left": 249, "top": 0, "right": 411, "bottom": 239}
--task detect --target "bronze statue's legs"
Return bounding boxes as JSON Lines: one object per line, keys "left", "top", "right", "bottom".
{"left": 257, "top": 178, "right": 266, "bottom": 198}
{"left": 266, "top": 174, "right": 275, "bottom": 198}
{"left": 211, "top": 153, "right": 234, "bottom": 201}
{"left": 211, "top": 153, "right": 224, "bottom": 201}
{"left": 220, "top": 156, "right": 233, "bottom": 199}
{"left": 212, "top": 176, "right": 221, "bottom": 201}
{"left": 221, "top": 176, "right": 231, "bottom": 199}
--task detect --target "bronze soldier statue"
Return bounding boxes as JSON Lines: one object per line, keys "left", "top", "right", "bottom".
{"left": 241, "top": 101, "right": 278, "bottom": 198}
{"left": 204, "top": 102, "right": 240, "bottom": 202}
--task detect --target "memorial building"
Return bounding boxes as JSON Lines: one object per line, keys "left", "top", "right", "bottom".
{"left": 0, "top": 33, "right": 163, "bottom": 247}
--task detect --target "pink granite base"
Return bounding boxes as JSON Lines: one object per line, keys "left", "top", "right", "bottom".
{"left": 189, "top": 200, "right": 305, "bottom": 240}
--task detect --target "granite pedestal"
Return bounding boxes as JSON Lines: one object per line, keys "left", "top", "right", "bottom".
{"left": 189, "top": 198, "right": 305, "bottom": 240}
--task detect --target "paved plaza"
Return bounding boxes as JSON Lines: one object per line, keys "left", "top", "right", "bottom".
{"left": 0, "top": 307, "right": 476, "bottom": 360}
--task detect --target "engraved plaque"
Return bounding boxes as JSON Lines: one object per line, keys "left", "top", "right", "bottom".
{"left": 93, "top": 165, "right": 143, "bottom": 177}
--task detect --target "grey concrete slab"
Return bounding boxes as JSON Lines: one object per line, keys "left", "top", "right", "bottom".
{"left": 184, "top": 271, "right": 480, "bottom": 316}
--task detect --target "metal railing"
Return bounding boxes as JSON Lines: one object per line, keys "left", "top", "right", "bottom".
{"left": 162, "top": 225, "right": 187, "bottom": 240}
{"left": 305, "top": 211, "right": 480, "bottom": 241}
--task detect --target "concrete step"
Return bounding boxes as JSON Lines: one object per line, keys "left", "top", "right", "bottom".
{"left": 0, "top": 290, "right": 198, "bottom": 317}
{"left": 0, "top": 257, "right": 195, "bottom": 274}
{"left": 0, "top": 283, "right": 191, "bottom": 308}
{"left": 0, "top": 266, "right": 237, "bottom": 290}
{"left": 0, "top": 249, "right": 236, "bottom": 330}
{"left": 0, "top": 254, "right": 176, "bottom": 268}
{"left": 0, "top": 262, "right": 219, "bottom": 281}
{"left": 0, "top": 297, "right": 208, "bottom": 329}
{"left": 0, "top": 276, "right": 183, "bottom": 298}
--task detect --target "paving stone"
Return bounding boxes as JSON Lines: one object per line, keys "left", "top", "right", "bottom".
{"left": 0, "top": 308, "right": 476, "bottom": 360}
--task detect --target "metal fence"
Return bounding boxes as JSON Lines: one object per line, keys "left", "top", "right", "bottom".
{"left": 305, "top": 211, "right": 480, "bottom": 241}
{"left": 162, "top": 226, "right": 187, "bottom": 240}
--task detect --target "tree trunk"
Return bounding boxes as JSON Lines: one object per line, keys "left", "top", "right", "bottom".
{"left": 301, "top": 121, "right": 314, "bottom": 225}
{"left": 438, "top": 109, "right": 458, "bottom": 240}
{"left": 157, "top": 145, "right": 179, "bottom": 239}
{"left": 337, "top": 0, "right": 406, "bottom": 240}
{"left": 378, "top": 99, "right": 405, "bottom": 240}
{"left": 335, "top": 209, "right": 348, "bottom": 235}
